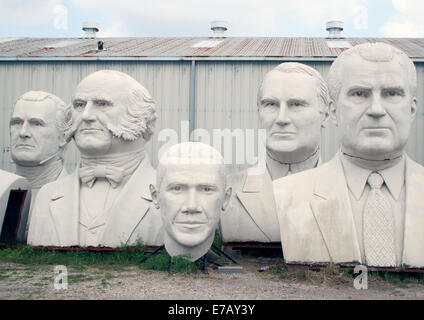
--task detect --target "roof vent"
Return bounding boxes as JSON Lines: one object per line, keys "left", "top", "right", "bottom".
{"left": 326, "top": 21, "right": 344, "bottom": 38}
{"left": 210, "top": 21, "right": 228, "bottom": 38}
{"left": 82, "top": 22, "right": 99, "bottom": 38}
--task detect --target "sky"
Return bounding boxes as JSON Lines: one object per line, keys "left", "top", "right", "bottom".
{"left": 0, "top": 0, "right": 423, "bottom": 38}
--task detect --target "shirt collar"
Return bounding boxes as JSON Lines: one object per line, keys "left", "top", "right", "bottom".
{"left": 341, "top": 153, "right": 405, "bottom": 201}
{"left": 266, "top": 150, "right": 320, "bottom": 180}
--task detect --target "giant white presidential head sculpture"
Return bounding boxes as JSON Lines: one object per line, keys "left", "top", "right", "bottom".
{"left": 27, "top": 70, "right": 163, "bottom": 248}
{"left": 328, "top": 42, "right": 417, "bottom": 161}
{"left": 10, "top": 91, "right": 71, "bottom": 189}
{"left": 258, "top": 62, "right": 330, "bottom": 165}
{"left": 273, "top": 42, "right": 424, "bottom": 269}
{"left": 70, "top": 69, "right": 156, "bottom": 157}
{"left": 151, "top": 142, "right": 232, "bottom": 261}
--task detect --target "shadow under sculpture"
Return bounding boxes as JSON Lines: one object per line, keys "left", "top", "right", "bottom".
{"left": 220, "top": 62, "right": 330, "bottom": 243}
{"left": 274, "top": 42, "right": 424, "bottom": 268}
{"left": 10, "top": 91, "right": 71, "bottom": 238}
{"left": 27, "top": 70, "right": 163, "bottom": 247}
{"left": 150, "top": 142, "right": 232, "bottom": 262}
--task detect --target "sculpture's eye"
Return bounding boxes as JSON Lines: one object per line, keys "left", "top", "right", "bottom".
{"left": 73, "top": 100, "right": 86, "bottom": 109}
{"left": 348, "top": 88, "right": 371, "bottom": 102}
{"left": 10, "top": 119, "right": 23, "bottom": 127}
{"left": 202, "top": 185, "right": 216, "bottom": 193}
{"left": 350, "top": 90, "right": 370, "bottom": 98}
{"left": 289, "top": 100, "right": 306, "bottom": 107}
{"left": 169, "top": 185, "right": 184, "bottom": 193}
{"left": 382, "top": 88, "right": 404, "bottom": 99}
{"left": 94, "top": 100, "right": 112, "bottom": 107}
{"left": 261, "top": 99, "right": 278, "bottom": 109}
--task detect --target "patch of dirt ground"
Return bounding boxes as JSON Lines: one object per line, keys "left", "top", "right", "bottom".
{"left": 1, "top": 256, "right": 424, "bottom": 300}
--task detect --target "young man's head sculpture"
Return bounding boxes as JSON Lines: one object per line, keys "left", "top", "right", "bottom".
{"left": 151, "top": 142, "right": 232, "bottom": 261}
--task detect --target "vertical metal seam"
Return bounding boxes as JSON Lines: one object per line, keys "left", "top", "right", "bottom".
{"left": 189, "top": 60, "right": 196, "bottom": 140}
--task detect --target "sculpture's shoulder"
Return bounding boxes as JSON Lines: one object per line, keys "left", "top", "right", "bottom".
{"left": 273, "top": 166, "right": 316, "bottom": 195}
{"left": 35, "top": 171, "right": 76, "bottom": 205}
{"left": 406, "top": 155, "right": 424, "bottom": 177}
{"left": 0, "top": 170, "right": 28, "bottom": 193}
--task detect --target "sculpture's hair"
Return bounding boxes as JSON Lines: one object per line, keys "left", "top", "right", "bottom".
{"left": 327, "top": 42, "right": 417, "bottom": 101}
{"left": 13, "top": 90, "right": 72, "bottom": 148}
{"left": 73, "top": 70, "right": 157, "bottom": 142}
{"left": 156, "top": 142, "right": 226, "bottom": 189}
{"left": 257, "top": 62, "right": 331, "bottom": 111}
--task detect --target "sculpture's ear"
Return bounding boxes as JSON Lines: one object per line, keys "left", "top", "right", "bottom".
{"left": 329, "top": 100, "right": 338, "bottom": 126}
{"left": 320, "top": 101, "right": 330, "bottom": 128}
{"left": 149, "top": 184, "right": 160, "bottom": 209}
{"left": 411, "top": 97, "right": 417, "bottom": 120}
{"left": 60, "top": 103, "right": 75, "bottom": 147}
{"left": 221, "top": 187, "right": 232, "bottom": 211}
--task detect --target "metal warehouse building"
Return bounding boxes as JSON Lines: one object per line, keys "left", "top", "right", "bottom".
{"left": 1, "top": 30, "right": 424, "bottom": 173}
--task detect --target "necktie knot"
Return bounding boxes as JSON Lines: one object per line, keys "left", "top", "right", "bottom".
{"left": 367, "top": 172, "right": 384, "bottom": 189}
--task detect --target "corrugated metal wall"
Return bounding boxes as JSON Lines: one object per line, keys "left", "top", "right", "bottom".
{"left": 0, "top": 60, "right": 423, "bottom": 173}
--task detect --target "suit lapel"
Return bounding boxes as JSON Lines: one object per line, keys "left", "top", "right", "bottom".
{"left": 310, "top": 154, "right": 362, "bottom": 264}
{"left": 102, "top": 157, "right": 154, "bottom": 246}
{"left": 402, "top": 156, "right": 424, "bottom": 267}
{"left": 236, "top": 167, "right": 279, "bottom": 241}
{"left": 49, "top": 171, "right": 80, "bottom": 245}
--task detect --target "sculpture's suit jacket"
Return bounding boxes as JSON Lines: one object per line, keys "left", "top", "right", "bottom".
{"left": 273, "top": 152, "right": 424, "bottom": 268}
{"left": 220, "top": 164, "right": 281, "bottom": 243}
{"left": 27, "top": 157, "right": 164, "bottom": 247}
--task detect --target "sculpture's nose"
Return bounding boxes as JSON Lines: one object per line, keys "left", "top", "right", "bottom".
{"left": 81, "top": 101, "right": 97, "bottom": 122}
{"left": 19, "top": 121, "right": 31, "bottom": 138}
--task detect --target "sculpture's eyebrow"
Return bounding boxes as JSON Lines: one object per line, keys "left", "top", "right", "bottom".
{"left": 287, "top": 98, "right": 309, "bottom": 104}
{"left": 9, "top": 116, "right": 23, "bottom": 125}
{"left": 28, "top": 118, "right": 46, "bottom": 125}
{"left": 260, "top": 97, "right": 279, "bottom": 104}
{"left": 382, "top": 86, "right": 405, "bottom": 95}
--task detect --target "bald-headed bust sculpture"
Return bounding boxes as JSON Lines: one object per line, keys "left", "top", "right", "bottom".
{"left": 151, "top": 142, "right": 232, "bottom": 261}
{"left": 220, "top": 62, "right": 330, "bottom": 243}
{"left": 27, "top": 70, "right": 163, "bottom": 247}
{"left": 274, "top": 42, "right": 424, "bottom": 268}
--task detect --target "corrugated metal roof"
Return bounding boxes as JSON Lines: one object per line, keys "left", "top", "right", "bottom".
{"left": 0, "top": 37, "right": 424, "bottom": 60}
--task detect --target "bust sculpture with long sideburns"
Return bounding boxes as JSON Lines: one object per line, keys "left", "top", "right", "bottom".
{"left": 273, "top": 42, "right": 424, "bottom": 268}
{"left": 27, "top": 70, "right": 163, "bottom": 247}
{"left": 9, "top": 91, "right": 71, "bottom": 236}
{"left": 220, "top": 62, "right": 330, "bottom": 243}
{"left": 150, "top": 142, "right": 232, "bottom": 261}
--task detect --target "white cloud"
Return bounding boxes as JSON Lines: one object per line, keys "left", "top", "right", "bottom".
{"left": 0, "top": 0, "right": 63, "bottom": 26}
{"left": 70, "top": 0, "right": 373, "bottom": 37}
{"left": 380, "top": 0, "right": 424, "bottom": 37}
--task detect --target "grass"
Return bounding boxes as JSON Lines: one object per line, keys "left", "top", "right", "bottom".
{"left": 0, "top": 245, "right": 204, "bottom": 274}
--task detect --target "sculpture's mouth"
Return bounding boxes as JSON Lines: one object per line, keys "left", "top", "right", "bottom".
{"left": 175, "top": 220, "right": 207, "bottom": 229}
{"left": 15, "top": 144, "right": 35, "bottom": 148}
{"left": 271, "top": 131, "right": 296, "bottom": 137}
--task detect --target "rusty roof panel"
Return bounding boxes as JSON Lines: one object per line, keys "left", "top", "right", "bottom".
{"left": 0, "top": 37, "right": 423, "bottom": 60}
